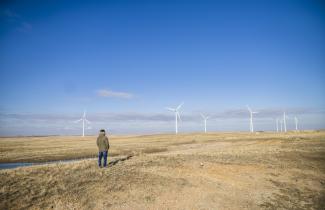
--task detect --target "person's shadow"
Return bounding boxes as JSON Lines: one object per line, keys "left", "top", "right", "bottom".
{"left": 108, "top": 155, "right": 133, "bottom": 166}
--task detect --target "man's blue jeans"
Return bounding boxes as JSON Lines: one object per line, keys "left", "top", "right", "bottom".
{"left": 98, "top": 151, "right": 108, "bottom": 167}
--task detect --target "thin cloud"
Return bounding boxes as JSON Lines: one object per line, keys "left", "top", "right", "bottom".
{"left": 17, "top": 22, "right": 32, "bottom": 32}
{"left": 194, "top": 107, "right": 325, "bottom": 119}
{"left": 1, "top": 108, "right": 325, "bottom": 136}
{"left": 1, "top": 107, "right": 323, "bottom": 123}
{"left": 0, "top": 112, "right": 187, "bottom": 123}
{"left": 2, "top": 9, "right": 32, "bottom": 32}
{"left": 2, "top": 9, "right": 20, "bottom": 18}
{"left": 96, "top": 89, "right": 134, "bottom": 99}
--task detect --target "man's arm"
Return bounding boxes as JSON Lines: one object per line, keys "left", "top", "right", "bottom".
{"left": 96, "top": 137, "right": 99, "bottom": 147}
{"left": 106, "top": 137, "right": 110, "bottom": 150}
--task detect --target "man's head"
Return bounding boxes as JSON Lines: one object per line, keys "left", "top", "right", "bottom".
{"left": 99, "top": 129, "right": 106, "bottom": 135}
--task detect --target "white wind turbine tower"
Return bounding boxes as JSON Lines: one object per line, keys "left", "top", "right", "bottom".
{"left": 74, "top": 110, "right": 90, "bottom": 137}
{"left": 247, "top": 105, "right": 258, "bottom": 133}
{"left": 283, "top": 112, "right": 287, "bottom": 132}
{"left": 165, "top": 102, "right": 184, "bottom": 134}
{"left": 294, "top": 117, "right": 299, "bottom": 131}
{"left": 200, "top": 114, "right": 210, "bottom": 133}
{"left": 280, "top": 119, "right": 283, "bottom": 132}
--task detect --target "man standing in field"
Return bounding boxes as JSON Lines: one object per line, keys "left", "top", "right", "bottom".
{"left": 97, "top": 129, "right": 110, "bottom": 168}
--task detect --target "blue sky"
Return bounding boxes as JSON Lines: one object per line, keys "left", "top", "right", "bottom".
{"left": 1, "top": 0, "right": 324, "bottom": 135}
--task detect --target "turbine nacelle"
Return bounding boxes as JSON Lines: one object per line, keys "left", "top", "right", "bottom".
{"left": 246, "top": 105, "right": 258, "bottom": 114}
{"left": 200, "top": 113, "right": 210, "bottom": 120}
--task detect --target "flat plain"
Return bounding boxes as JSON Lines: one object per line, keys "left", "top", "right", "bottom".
{"left": 1, "top": 131, "right": 325, "bottom": 209}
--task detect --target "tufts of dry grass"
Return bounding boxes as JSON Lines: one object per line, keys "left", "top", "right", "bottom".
{"left": 2, "top": 131, "right": 324, "bottom": 163}
{"left": 141, "top": 147, "right": 168, "bottom": 154}
{"left": 1, "top": 131, "right": 325, "bottom": 209}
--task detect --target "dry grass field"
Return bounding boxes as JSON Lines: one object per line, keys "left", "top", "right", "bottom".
{"left": 1, "top": 131, "right": 325, "bottom": 209}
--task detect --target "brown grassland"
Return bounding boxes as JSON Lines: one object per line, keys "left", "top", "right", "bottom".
{"left": 1, "top": 131, "right": 325, "bottom": 209}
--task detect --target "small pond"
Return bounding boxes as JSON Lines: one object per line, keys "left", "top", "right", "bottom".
{"left": 0, "top": 158, "right": 95, "bottom": 170}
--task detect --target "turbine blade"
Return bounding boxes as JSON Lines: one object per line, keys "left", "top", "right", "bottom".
{"left": 85, "top": 119, "right": 91, "bottom": 124}
{"left": 165, "top": 107, "right": 175, "bottom": 112}
{"left": 74, "top": 119, "right": 82, "bottom": 123}
{"left": 176, "top": 102, "right": 184, "bottom": 110}
{"left": 246, "top": 105, "right": 252, "bottom": 112}
{"left": 200, "top": 113, "right": 205, "bottom": 119}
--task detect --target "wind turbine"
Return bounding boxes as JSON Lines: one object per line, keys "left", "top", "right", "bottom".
{"left": 165, "top": 102, "right": 184, "bottom": 134}
{"left": 74, "top": 110, "right": 90, "bottom": 137}
{"left": 247, "top": 105, "right": 258, "bottom": 133}
{"left": 280, "top": 119, "right": 283, "bottom": 132}
{"left": 294, "top": 117, "right": 299, "bottom": 131}
{"left": 283, "top": 112, "right": 287, "bottom": 132}
{"left": 200, "top": 114, "right": 210, "bottom": 133}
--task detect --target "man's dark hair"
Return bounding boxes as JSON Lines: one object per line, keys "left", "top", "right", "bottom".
{"left": 100, "top": 129, "right": 105, "bottom": 133}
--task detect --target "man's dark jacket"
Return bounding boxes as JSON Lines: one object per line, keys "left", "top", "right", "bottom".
{"left": 96, "top": 131, "right": 109, "bottom": 152}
